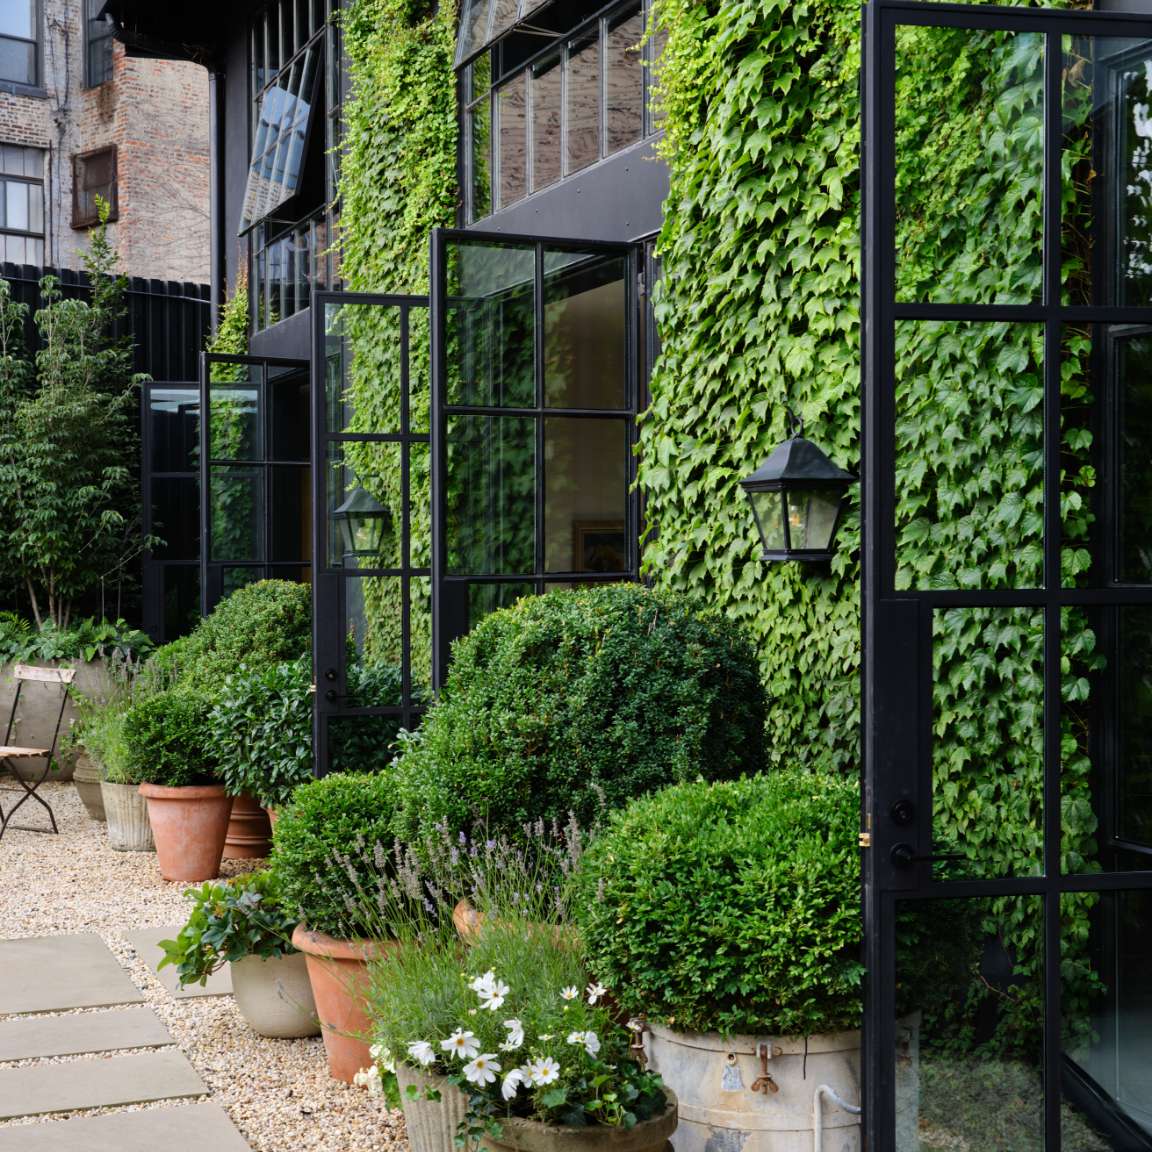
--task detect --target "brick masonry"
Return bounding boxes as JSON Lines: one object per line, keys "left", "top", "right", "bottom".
{"left": 0, "top": 0, "right": 209, "bottom": 282}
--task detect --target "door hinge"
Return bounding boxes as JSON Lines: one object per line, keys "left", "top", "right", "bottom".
{"left": 858, "top": 832, "right": 872, "bottom": 849}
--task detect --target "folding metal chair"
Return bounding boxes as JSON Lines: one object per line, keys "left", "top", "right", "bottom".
{"left": 0, "top": 663, "right": 76, "bottom": 841}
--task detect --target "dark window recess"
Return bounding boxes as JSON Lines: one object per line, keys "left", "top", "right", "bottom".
{"left": 0, "top": 0, "right": 36, "bottom": 87}
{"left": 73, "top": 147, "right": 118, "bottom": 228}
{"left": 85, "top": 0, "right": 114, "bottom": 87}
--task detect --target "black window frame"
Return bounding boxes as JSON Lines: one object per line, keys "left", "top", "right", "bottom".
{"left": 72, "top": 144, "right": 119, "bottom": 229}
{"left": 0, "top": 145, "right": 45, "bottom": 265}
{"left": 0, "top": 0, "right": 39, "bottom": 91}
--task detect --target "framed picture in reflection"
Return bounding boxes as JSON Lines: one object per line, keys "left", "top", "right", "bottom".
{"left": 572, "top": 520, "right": 628, "bottom": 573}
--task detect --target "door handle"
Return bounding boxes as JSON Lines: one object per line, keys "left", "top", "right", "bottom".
{"left": 889, "top": 843, "right": 965, "bottom": 870}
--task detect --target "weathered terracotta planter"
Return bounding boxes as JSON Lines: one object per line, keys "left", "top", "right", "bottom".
{"left": 230, "top": 952, "right": 320, "bottom": 1039}
{"left": 396, "top": 1065, "right": 468, "bottom": 1152}
{"left": 481, "top": 1092, "right": 678, "bottom": 1152}
{"left": 291, "top": 925, "right": 391, "bottom": 1083}
{"left": 139, "top": 782, "right": 233, "bottom": 882}
{"left": 223, "top": 792, "right": 272, "bottom": 859}
{"left": 267, "top": 807, "right": 280, "bottom": 830}
{"left": 72, "top": 754, "right": 106, "bottom": 821}
{"left": 101, "top": 781, "right": 154, "bottom": 851}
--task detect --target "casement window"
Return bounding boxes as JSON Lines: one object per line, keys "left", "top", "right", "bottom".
{"left": 0, "top": 0, "right": 36, "bottom": 87}
{"left": 0, "top": 145, "right": 44, "bottom": 265}
{"left": 73, "top": 146, "right": 118, "bottom": 228}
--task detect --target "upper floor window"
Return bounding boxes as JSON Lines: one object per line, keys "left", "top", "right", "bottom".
{"left": 461, "top": 0, "right": 665, "bottom": 223}
{"left": 73, "top": 145, "right": 118, "bottom": 228}
{"left": 0, "top": 0, "right": 37, "bottom": 87}
{"left": 0, "top": 145, "right": 44, "bottom": 265}
{"left": 85, "top": 0, "right": 115, "bottom": 87}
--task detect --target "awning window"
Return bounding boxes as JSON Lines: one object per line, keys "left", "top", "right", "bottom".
{"left": 456, "top": 0, "right": 554, "bottom": 69}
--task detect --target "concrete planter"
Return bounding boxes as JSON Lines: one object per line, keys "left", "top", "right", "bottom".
{"left": 396, "top": 1066, "right": 469, "bottom": 1152}
{"left": 101, "top": 781, "right": 154, "bottom": 851}
{"left": 230, "top": 952, "right": 320, "bottom": 1039}
{"left": 223, "top": 792, "right": 272, "bottom": 859}
{"left": 481, "top": 1093, "right": 678, "bottom": 1152}
{"left": 72, "top": 754, "right": 106, "bottom": 821}
{"left": 644, "top": 1023, "right": 860, "bottom": 1152}
{"left": 139, "top": 783, "right": 233, "bottom": 882}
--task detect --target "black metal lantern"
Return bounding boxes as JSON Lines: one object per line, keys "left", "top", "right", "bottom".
{"left": 741, "top": 433, "right": 855, "bottom": 562}
{"left": 332, "top": 486, "right": 391, "bottom": 560}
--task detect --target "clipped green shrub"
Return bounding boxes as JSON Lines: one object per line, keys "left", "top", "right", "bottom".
{"left": 575, "top": 770, "right": 863, "bottom": 1037}
{"left": 392, "top": 584, "right": 766, "bottom": 841}
{"left": 121, "top": 689, "right": 216, "bottom": 788}
{"left": 270, "top": 771, "right": 400, "bottom": 938}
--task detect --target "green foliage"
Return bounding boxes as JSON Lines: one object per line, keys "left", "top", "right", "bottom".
{"left": 391, "top": 584, "right": 766, "bottom": 842}
{"left": 120, "top": 689, "right": 217, "bottom": 787}
{"left": 159, "top": 871, "right": 299, "bottom": 987}
{"left": 0, "top": 612, "right": 152, "bottom": 665}
{"left": 208, "top": 657, "right": 314, "bottom": 808}
{"left": 270, "top": 771, "right": 402, "bottom": 938}
{"left": 575, "top": 770, "right": 863, "bottom": 1037}
{"left": 208, "top": 269, "right": 251, "bottom": 360}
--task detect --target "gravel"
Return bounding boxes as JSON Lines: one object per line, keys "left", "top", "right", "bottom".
{"left": 0, "top": 782, "right": 408, "bottom": 1151}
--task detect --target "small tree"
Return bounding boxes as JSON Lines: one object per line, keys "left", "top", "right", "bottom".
{"left": 0, "top": 202, "right": 150, "bottom": 628}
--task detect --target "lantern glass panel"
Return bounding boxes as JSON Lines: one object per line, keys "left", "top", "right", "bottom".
{"left": 786, "top": 487, "right": 843, "bottom": 553}
{"left": 748, "top": 489, "right": 787, "bottom": 553}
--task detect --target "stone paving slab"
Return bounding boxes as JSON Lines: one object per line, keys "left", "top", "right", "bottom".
{"left": 0, "top": 1050, "right": 206, "bottom": 1120}
{"left": 0, "top": 1007, "right": 172, "bottom": 1062}
{"left": 123, "top": 927, "right": 233, "bottom": 999}
{"left": 0, "top": 936, "right": 144, "bottom": 1016}
{"left": 0, "top": 1102, "right": 251, "bottom": 1151}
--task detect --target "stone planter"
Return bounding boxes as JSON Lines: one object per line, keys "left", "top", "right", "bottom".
{"left": 72, "top": 754, "right": 106, "bottom": 821}
{"left": 101, "top": 781, "right": 154, "bottom": 851}
{"left": 291, "top": 925, "right": 392, "bottom": 1083}
{"left": 644, "top": 1024, "right": 860, "bottom": 1152}
{"left": 139, "top": 783, "right": 233, "bottom": 882}
{"left": 223, "top": 792, "right": 272, "bottom": 859}
{"left": 230, "top": 952, "right": 320, "bottom": 1039}
{"left": 396, "top": 1065, "right": 469, "bottom": 1152}
{"left": 481, "top": 1092, "right": 678, "bottom": 1152}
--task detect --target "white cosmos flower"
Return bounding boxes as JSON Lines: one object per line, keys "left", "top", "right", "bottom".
{"left": 501, "top": 1019, "right": 525, "bottom": 1050}
{"left": 441, "top": 1029, "right": 481, "bottom": 1060}
{"left": 501, "top": 1068, "right": 527, "bottom": 1101}
{"left": 479, "top": 979, "right": 510, "bottom": 1012}
{"left": 407, "top": 1040, "right": 436, "bottom": 1067}
{"left": 560, "top": 986, "right": 580, "bottom": 1001}
{"left": 528, "top": 1056, "right": 561, "bottom": 1085}
{"left": 463, "top": 1053, "right": 501, "bottom": 1087}
{"left": 469, "top": 971, "right": 497, "bottom": 996}
{"left": 586, "top": 983, "right": 607, "bottom": 1005}
{"left": 566, "top": 1030, "right": 601, "bottom": 1058}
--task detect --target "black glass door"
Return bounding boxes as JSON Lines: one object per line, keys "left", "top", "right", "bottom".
{"left": 864, "top": 4, "right": 1152, "bottom": 1149}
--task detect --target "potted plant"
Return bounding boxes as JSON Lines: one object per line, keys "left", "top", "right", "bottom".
{"left": 366, "top": 918, "right": 675, "bottom": 1152}
{"left": 158, "top": 870, "right": 319, "bottom": 1038}
{"left": 207, "top": 656, "right": 314, "bottom": 855}
{"left": 575, "top": 770, "right": 864, "bottom": 1152}
{"left": 271, "top": 771, "right": 400, "bottom": 1082}
{"left": 123, "top": 688, "right": 232, "bottom": 881}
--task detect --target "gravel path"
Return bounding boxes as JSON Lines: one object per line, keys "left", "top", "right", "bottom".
{"left": 0, "top": 782, "right": 407, "bottom": 1151}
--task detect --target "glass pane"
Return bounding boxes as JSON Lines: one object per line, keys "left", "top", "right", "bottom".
{"left": 0, "top": 146, "right": 23, "bottom": 176}
{"left": 222, "top": 565, "right": 263, "bottom": 598}
{"left": 531, "top": 54, "right": 562, "bottom": 193}
{"left": 209, "top": 382, "right": 260, "bottom": 461}
{"left": 148, "top": 387, "right": 199, "bottom": 472}
{"left": 24, "top": 236, "right": 40, "bottom": 265}
{"left": 895, "top": 27, "right": 1044, "bottom": 305}
{"left": 323, "top": 301, "right": 404, "bottom": 436}
{"left": 749, "top": 490, "right": 785, "bottom": 553}
{"left": 489, "top": 0, "right": 518, "bottom": 42}
{"left": 0, "top": 4, "right": 33, "bottom": 42}
{"left": 566, "top": 32, "right": 600, "bottom": 175}
{"left": 785, "top": 488, "right": 842, "bottom": 553}
{"left": 328, "top": 714, "right": 403, "bottom": 775}
{"left": 209, "top": 466, "right": 264, "bottom": 562}
{"left": 23, "top": 147, "right": 41, "bottom": 178}
{"left": 543, "top": 250, "right": 627, "bottom": 409}
{"left": 469, "top": 581, "right": 533, "bottom": 631}
{"left": 27, "top": 180, "right": 41, "bottom": 232}
{"left": 268, "top": 365, "right": 309, "bottom": 460}
{"left": 1062, "top": 890, "right": 1152, "bottom": 1147}
{"left": 344, "top": 575, "right": 405, "bottom": 675}
{"left": 895, "top": 321, "right": 1045, "bottom": 591}
{"left": 0, "top": 37, "right": 35, "bottom": 86}
{"left": 470, "top": 84, "right": 492, "bottom": 220}
{"left": 2, "top": 234, "right": 23, "bottom": 264}
{"left": 932, "top": 608, "right": 1045, "bottom": 881}
{"left": 161, "top": 565, "right": 200, "bottom": 642}
{"left": 6, "top": 181, "right": 28, "bottom": 231}
{"left": 270, "top": 464, "right": 310, "bottom": 562}
{"left": 445, "top": 240, "right": 535, "bottom": 408}
{"left": 410, "top": 442, "right": 431, "bottom": 569}
{"left": 410, "top": 574, "right": 433, "bottom": 696}
{"left": 151, "top": 478, "right": 199, "bottom": 561}
{"left": 446, "top": 415, "right": 535, "bottom": 575}
{"left": 326, "top": 442, "right": 402, "bottom": 570}
{"left": 544, "top": 418, "right": 628, "bottom": 573}
{"left": 497, "top": 71, "right": 527, "bottom": 209}
{"left": 458, "top": 0, "right": 492, "bottom": 66}
{"left": 1116, "top": 329, "right": 1152, "bottom": 583}
{"left": 605, "top": 5, "right": 644, "bottom": 154}
{"left": 409, "top": 307, "right": 431, "bottom": 434}
{"left": 895, "top": 896, "right": 1046, "bottom": 1152}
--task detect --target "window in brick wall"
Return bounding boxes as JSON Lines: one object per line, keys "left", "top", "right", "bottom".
{"left": 0, "top": 145, "right": 44, "bottom": 265}
{"left": 0, "top": 0, "right": 36, "bottom": 87}
{"left": 85, "top": 0, "right": 115, "bottom": 87}
{"left": 73, "top": 146, "right": 119, "bottom": 229}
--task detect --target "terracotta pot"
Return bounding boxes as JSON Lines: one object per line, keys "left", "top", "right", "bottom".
{"left": 396, "top": 1065, "right": 468, "bottom": 1152}
{"left": 230, "top": 952, "right": 320, "bottom": 1038}
{"left": 291, "top": 924, "right": 391, "bottom": 1083}
{"left": 139, "top": 783, "right": 233, "bottom": 882}
{"left": 101, "top": 781, "right": 154, "bottom": 851}
{"left": 223, "top": 792, "right": 272, "bottom": 859}
{"left": 267, "top": 807, "right": 280, "bottom": 830}
{"left": 481, "top": 1092, "right": 677, "bottom": 1152}
{"left": 452, "top": 898, "right": 484, "bottom": 942}
{"left": 72, "top": 754, "right": 106, "bottom": 821}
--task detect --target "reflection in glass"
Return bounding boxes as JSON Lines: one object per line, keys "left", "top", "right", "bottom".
{"left": 566, "top": 33, "right": 600, "bottom": 175}
{"left": 1117, "top": 331, "right": 1152, "bottom": 583}
{"left": 149, "top": 388, "right": 199, "bottom": 472}
{"left": 532, "top": 55, "right": 562, "bottom": 193}
{"left": 326, "top": 442, "right": 402, "bottom": 570}
{"left": 469, "top": 581, "right": 533, "bottom": 631}
{"left": 498, "top": 72, "right": 528, "bottom": 208}
{"left": 895, "top": 27, "right": 1044, "bottom": 304}
{"left": 785, "top": 488, "right": 843, "bottom": 554}
{"left": 209, "top": 385, "right": 260, "bottom": 461}
{"left": 606, "top": 6, "right": 644, "bottom": 154}
{"left": 209, "top": 467, "right": 263, "bottom": 562}
{"left": 162, "top": 566, "right": 200, "bottom": 642}
{"left": 469, "top": 56, "right": 492, "bottom": 220}
{"left": 324, "top": 302, "right": 404, "bottom": 437}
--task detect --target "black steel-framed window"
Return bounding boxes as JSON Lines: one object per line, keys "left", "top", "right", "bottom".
{"left": 0, "top": 145, "right": 44, "bottom": 265}
{"left": 84, "top": 0, "right": 114, "bottom": 87}
{"left": 72, "top": 145, "right": 118, "bottom": 228}
{"left": 0, "top": 0, "right": 37, "bottom": 88}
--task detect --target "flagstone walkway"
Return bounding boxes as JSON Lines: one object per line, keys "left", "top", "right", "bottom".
{"left": 0, "top": 782, "right": 406, "bottom": 1151}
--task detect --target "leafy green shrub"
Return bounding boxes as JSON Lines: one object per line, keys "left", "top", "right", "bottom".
{"left": 159, "top": 871, "right": 299, "bottom": 987}
{"left": 121, "top": 689, "right": 217, "bottom": 787}
{"left": 0, "top": 613, "right": 152, "bottom": 665}
{"left": 392, "top": 584, "right": 766, "bottom": 842}
{"left": 270, "top": 771, "right": 401, "bottom": 938}
{"left": 208, "top": 658, "right": 313, "bottom": 809}
{"left": 575, "top": 770, "right": 863, "bottom": 1037}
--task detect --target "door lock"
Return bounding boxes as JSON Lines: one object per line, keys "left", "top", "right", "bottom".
{"left": 890, "top": 843, "right": 965, "bottom": 870}
{"left": 889, "top": 798, "right": 915, "bottom": 826}
{"left": 324, "top": 668, "right": 338, "bottom": 681}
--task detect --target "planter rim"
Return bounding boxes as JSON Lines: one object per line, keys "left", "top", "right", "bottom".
{"left": 291, "top": 923, "right": 392, "bottom": 962}
{"left": 139, "top": 782, "right": 228, "bottom": 800}
{"left": 645, "top": 1019, "right": 861, "bottom": 1056}
{"left": 487, "top": 1091, "right": 677, "bottom": 1151}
